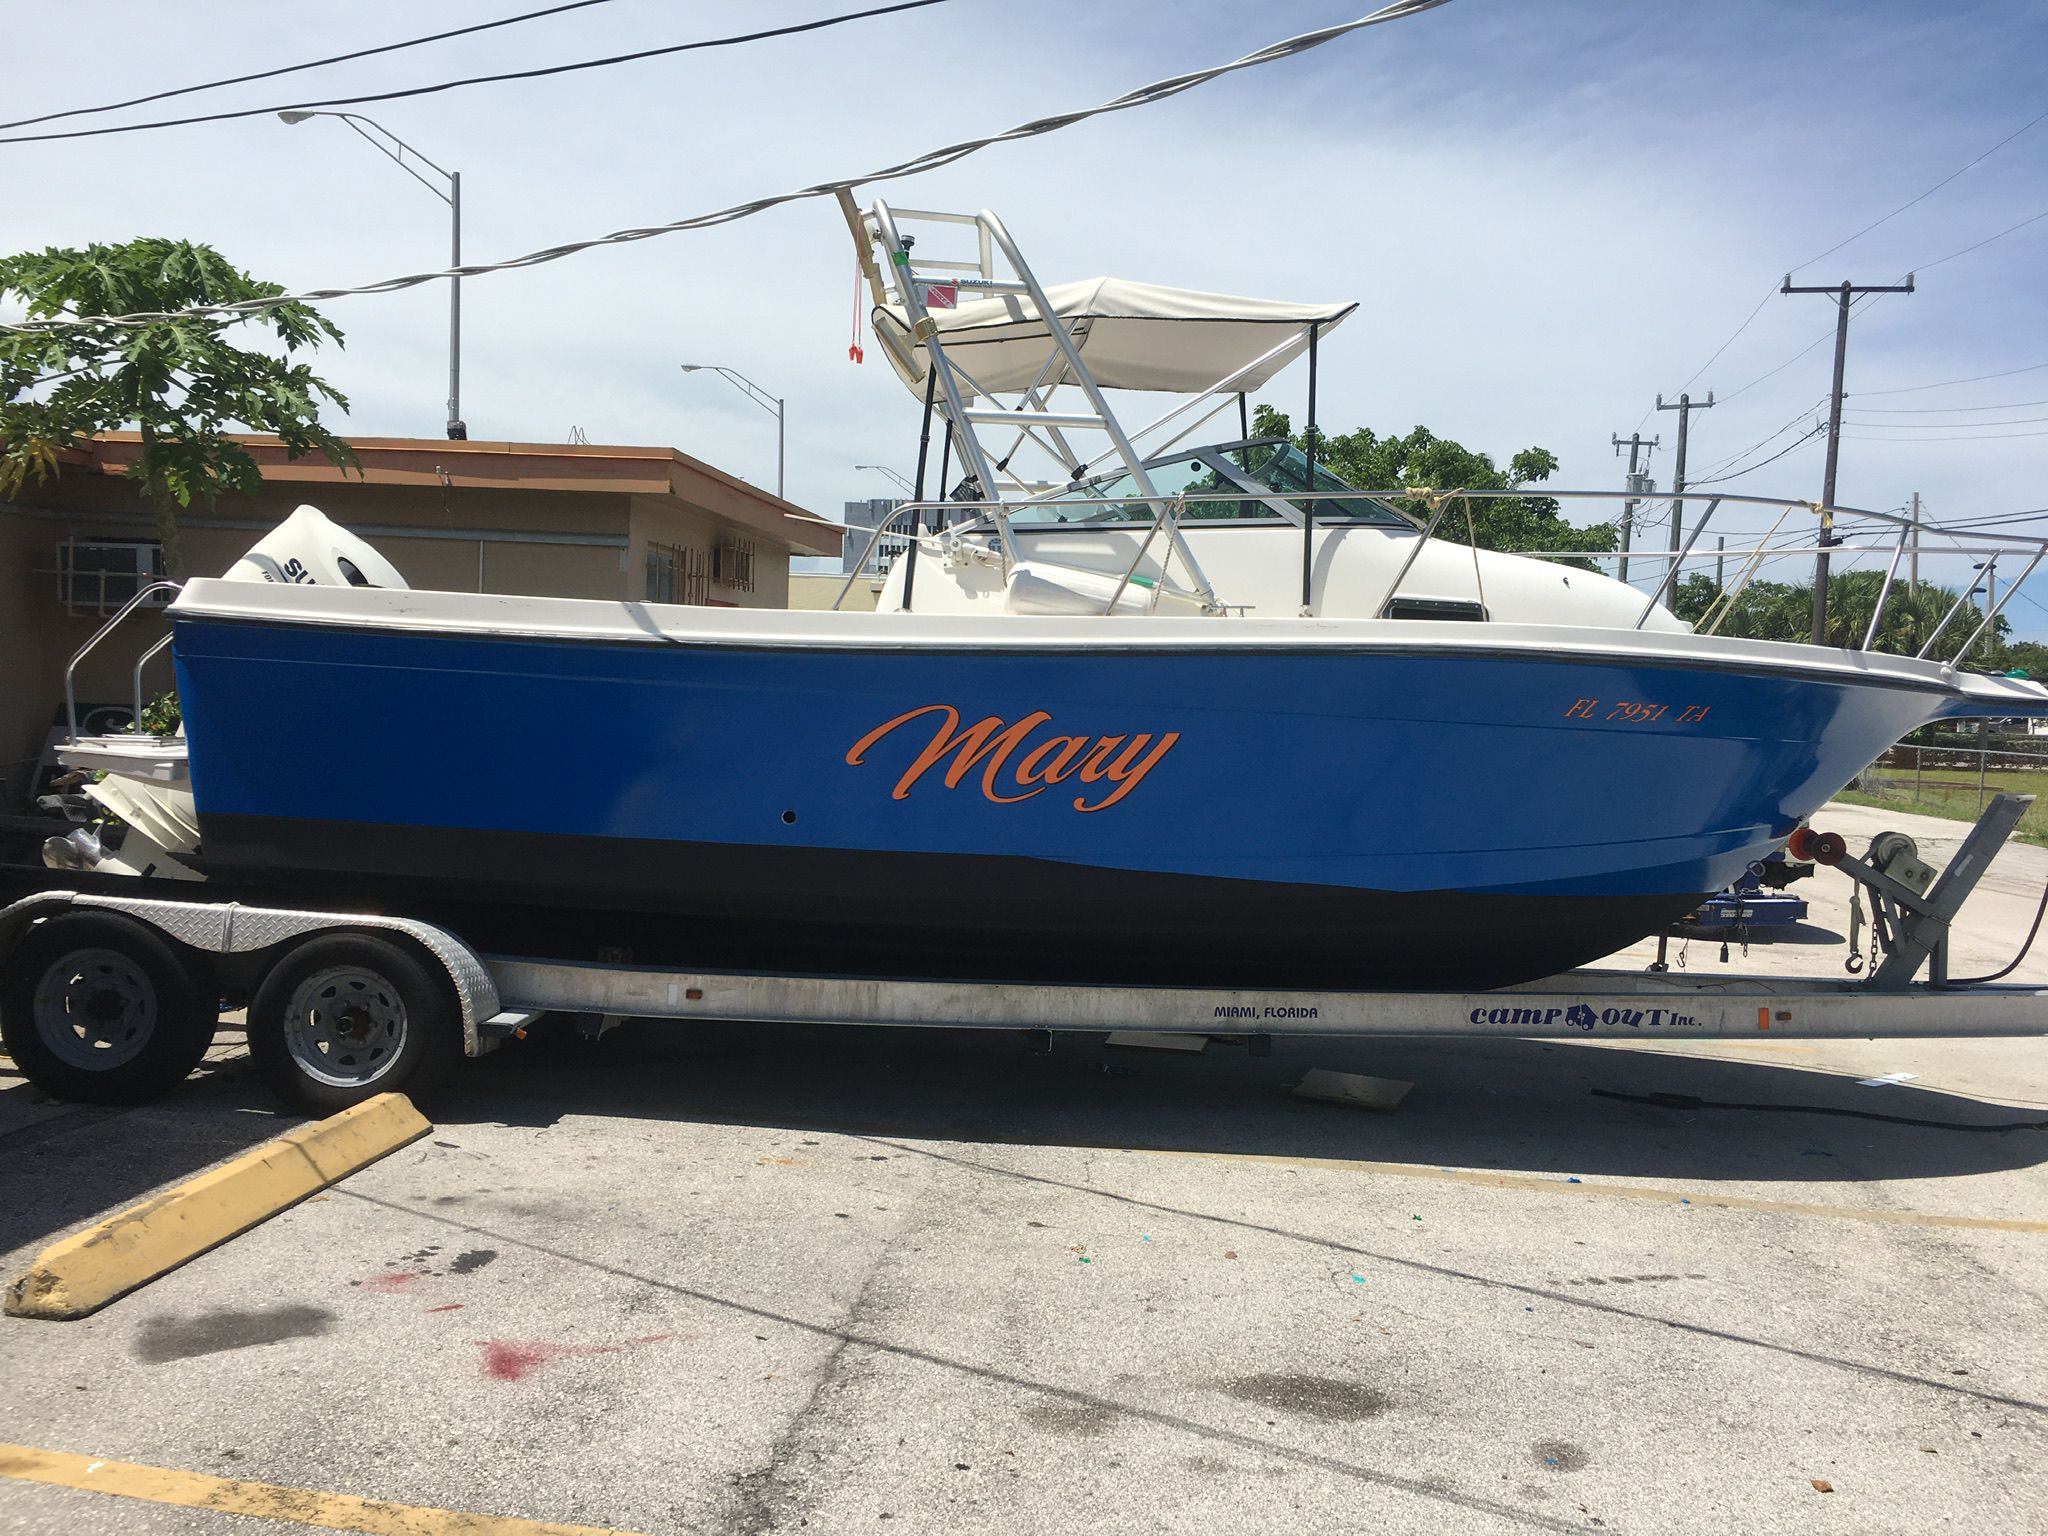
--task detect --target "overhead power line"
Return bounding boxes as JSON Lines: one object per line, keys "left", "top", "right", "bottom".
{"left": 1854, "top": 359, "right": 2048, "bottom": 397}
{"left": 1656, "top": 103, "right": 2048, "bottom": 406}
{"left": 1848, "top": 395, "right": 2048, "bottom": 413}
{"left": 1842, "top": 412, "right": 2048, "bottom": 429}
{"left": 1913, "top": 507, "right": 2048, "bottom": 532}
{"left": 1912, "top": 203, "right": 2048, "bottom": 274}
{"left": 1789, "top": 103, "right": 2048, "bottom": 275}
{"left": 1687, "top": 395, "right": 1826, "bottom": 481}
{"left": 1844, "top": 426, "right": 2048, "bottom": 442}
{"left": 1686, "top": 424, "right": 1827, "bottom": 488}
{"left": 1716, "top": 314, "right": 1854, "bottom": 403}
{"left": 0, "top": 0, "right": 1452, "bottom": 333}
{"left": 0, "top": 0, "right": 627, "bottom": 132}
{"left": 0, "top": 0, "right": 958, "bottom": 145}
{"left": 1662, "top": 284, "right": 1775, "bottom": 405}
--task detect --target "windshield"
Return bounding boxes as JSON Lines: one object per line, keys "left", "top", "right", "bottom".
{"left": 1228, "top": 440, "right": 1403, "bottom": 523}
{"left": 1009, "top": 454, "right": 1246, "bottom": 525}
{"left": 1005, "top": 439, "right": 1406, "bottom": 527}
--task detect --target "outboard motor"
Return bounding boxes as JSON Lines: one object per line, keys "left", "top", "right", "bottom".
{"left": 221, "top": 504, "right": 409, "bottom": 590}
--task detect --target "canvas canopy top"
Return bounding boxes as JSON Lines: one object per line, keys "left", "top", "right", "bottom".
{"left": 873, "top": 276, "right": 1357, "bottom": 399}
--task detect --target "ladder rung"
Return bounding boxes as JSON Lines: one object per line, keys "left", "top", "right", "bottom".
{"left": 961, "top": 409, "right": 1104, "bottom": 429}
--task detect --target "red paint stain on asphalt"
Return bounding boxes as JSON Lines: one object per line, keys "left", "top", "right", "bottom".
{"left": 479, "top": 1332, "right": 699, "bottom": 1382}
{"left": 425, "top": 1303, "right": 466, "bottom": 1314}
{"left": 482, "top": 1340, "right": 619, "bottom": 1381}
{"left": 361, "top": 1271, "right": 422, "bottom": 1294}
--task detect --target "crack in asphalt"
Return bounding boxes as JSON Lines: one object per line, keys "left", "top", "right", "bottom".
{"left": 861, "top": 1136, "right": 2048, "bottom": 1418}
{"left": 728, "top": 1211, "right": 911, "bottom": 1535}
{"left": 341, "top": 1190, "right": 1597, "bottom": 1535}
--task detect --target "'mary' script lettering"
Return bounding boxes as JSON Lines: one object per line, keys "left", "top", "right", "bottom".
{"left": 846, "top": 705, "right": 1180, "bottom": 813}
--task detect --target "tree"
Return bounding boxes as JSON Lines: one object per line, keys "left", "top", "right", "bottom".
{"left": 1672, "top": 568, "right": 2012, "bottom": 663}
{"left": 0, "top": 238, "right": 355, "bottom": 576}
{"left": 1252, "top": 406, "right": 1615, "bottom": 570}
{"left": 2004, "top": 639, "right": 2048, "bottom": 679}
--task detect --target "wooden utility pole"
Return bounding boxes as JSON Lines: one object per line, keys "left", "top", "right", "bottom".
{"left": 1655, "top": 392, "right": 1715, "bottom": 577}
{"left": 1612, "top": 432, "right": 1658, "bottom": 586}
{"left": 1908, "top": 490, "right": 1920, "bottom": 592}
{"left": 1780, "top": 274, "right": 1916, "bottom": 643}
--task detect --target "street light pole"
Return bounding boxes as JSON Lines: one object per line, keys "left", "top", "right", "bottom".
{"left": 448, "top": 169, "right": 462, "bottom": 440}
{"left": 854, "top": 464, "right": 915, "bottom": 495}
{"left": 681, "top": 365, "right": 786, "bottom": 499}
{"left": 279, "top": 110, "right": 464, "bottom": 438}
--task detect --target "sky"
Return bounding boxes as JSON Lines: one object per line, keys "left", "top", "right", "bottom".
{"left": 5, "top": 0, "right": 2047, "bottom": 632}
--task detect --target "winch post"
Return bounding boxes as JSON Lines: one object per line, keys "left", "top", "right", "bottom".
{"left": 1832, "top": 793, "right": 2032, "bottom": 988}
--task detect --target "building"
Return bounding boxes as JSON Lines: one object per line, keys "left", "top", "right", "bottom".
{"left": 842, "top": 496, "right": 909, "bottom": 576}
{"left": 0, "top": 433, "right": 841, "bottom": 811}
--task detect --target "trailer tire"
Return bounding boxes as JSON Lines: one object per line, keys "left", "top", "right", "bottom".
{"left": 0, "top": 913, "right": 218, "bottom": 1105}
{"left": 247, "top": 933, "right": 459, "bottom": 1114}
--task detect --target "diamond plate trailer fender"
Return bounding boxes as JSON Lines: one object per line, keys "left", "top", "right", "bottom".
{"left": 0, "top": 891, "right": 502, "bottom": 1057}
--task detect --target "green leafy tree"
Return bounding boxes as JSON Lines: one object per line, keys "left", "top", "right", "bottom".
{"left": 1253, "top": 405, "right": 1616, "bottom": 569}
{"left": 2003, "top": 639, "right": 2048, "bottom": 679}
{"left": 1672, "top": 568, "right": 2011, "bottom": 662}
{"left": 0, "top": 238, "right": 355, "bottom": 576}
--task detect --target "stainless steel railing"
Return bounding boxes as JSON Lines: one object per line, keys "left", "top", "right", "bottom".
{"left": 64, "top": 581, "right": 182, "bottom": 743}
{"left": 827, "top": 486, "right": 2048, "bottom": 669}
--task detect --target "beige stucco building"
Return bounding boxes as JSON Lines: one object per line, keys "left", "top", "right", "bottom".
{"left": 0, "top": 433, "right": 840, "bottom": 811}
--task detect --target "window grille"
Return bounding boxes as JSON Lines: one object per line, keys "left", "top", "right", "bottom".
{"left": 646, "top": 541, "right": 709, "bottom": 605}
{"left": 713, "top": 535, "right": 756, "bottom": 594}
{"left": 55, "top": 538, "right": 169, "bottom": 616}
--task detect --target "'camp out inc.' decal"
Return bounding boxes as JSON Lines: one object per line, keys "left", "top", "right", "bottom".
{"left": 847, "top": 705, "right": 1179, "bottom": 812}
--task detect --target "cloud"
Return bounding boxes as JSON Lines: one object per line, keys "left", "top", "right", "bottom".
{"left": 7, "top": 0, "right": 2046, "bottom": 631}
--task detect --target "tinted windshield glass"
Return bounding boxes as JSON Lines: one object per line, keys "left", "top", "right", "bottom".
{"left": 1230, "top": 441, "right": 1403, "bottom": 524}
{"left": 1003, "top": 440, "right": 1404, "bottom": 526}
{"left": 1009, "top": 454, "right": 1252, "bottom": 525}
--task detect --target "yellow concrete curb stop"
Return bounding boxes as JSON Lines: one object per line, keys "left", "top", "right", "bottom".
{"left": 5, "top": 1092, "right": 430, "bottom": 1320}
{"left": 0, "top": 1442, "right": 636, "bottom": 1536}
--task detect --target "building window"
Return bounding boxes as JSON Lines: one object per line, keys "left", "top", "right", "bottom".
{"left": 55, "top": 538, "right": 169, "bottom": 616}
{"left": 712, "top": 535, "right": 756, "bottom": 594}
{"left": 645, "top": 541, "right": 708, "bottom": 605}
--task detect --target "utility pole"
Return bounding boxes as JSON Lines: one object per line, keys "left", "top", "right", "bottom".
{"left": 1780, "top": 274, "right": 1916, "bottom": 643}
{"left": 1908, "top": 490, "right": 1920, "bottom": 592}
{"left": 1716, "top": 535, "right": 1726, "bottom": 591}
{"left": 1612, "top": 432, "right": 1658, "bottom": 586}
{"left": 1655, "top": 392, "right": 1714, "bottom": 577}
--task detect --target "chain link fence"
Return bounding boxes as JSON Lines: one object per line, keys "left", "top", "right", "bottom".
{"left": 1848, "top": 735, "right": 2048, "bottom": 844}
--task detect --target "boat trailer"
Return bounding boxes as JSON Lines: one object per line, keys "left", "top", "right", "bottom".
{"left": 2, "top": 797, "right": 2042, "bottom": 1112}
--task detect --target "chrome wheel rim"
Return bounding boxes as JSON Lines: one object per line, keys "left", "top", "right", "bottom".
{"left": 282, "top": 967, "right": 407, "bottom": 1088}
{"left": 33, "top": 948, "right": 157, "bottom": 1071}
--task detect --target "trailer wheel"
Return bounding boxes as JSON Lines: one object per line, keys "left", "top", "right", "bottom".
{"left": 0, "top": 913, "right": 218, "bottom": 1105}
{"left": 247, "top": 933, "right": 459, "bottom": 1114}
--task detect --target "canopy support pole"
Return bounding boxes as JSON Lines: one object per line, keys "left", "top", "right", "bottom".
{"left": 901, "top": 365, "right": 939, "bottom": 611}
{"left": 1300, "top": 322, "right": 1321, "bottom": 614}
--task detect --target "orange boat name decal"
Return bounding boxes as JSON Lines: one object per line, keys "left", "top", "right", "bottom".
{"left": 847, "top": 705, "right": 1179, "bottom": 812}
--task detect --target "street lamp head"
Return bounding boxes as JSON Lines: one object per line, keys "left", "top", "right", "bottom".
{"left": 277, "top": 110, "right": 317, "bottom": 125}
{"left": 678, "top": 364, "right": 705, "bottom": 373}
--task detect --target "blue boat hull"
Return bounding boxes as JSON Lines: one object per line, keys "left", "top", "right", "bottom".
{"left": 170, "top": 616, "right": 1959, "bottom": 987}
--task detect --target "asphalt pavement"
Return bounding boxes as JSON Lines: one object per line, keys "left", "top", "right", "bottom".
{"left": 1, "top": 801, "right": 2043, "bottom": 1535}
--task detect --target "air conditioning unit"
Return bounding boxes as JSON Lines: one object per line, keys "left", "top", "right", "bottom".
{"left": 56, "top": 539, "right": 169, "bottom": 616}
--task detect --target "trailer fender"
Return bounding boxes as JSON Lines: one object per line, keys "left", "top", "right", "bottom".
{"left": 0, "top": 892, "right": 500, "bottom": 1057}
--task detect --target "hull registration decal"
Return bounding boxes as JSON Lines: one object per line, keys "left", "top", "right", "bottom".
{"left": 847, "top": 704, "right": 1179, "bottom": 812}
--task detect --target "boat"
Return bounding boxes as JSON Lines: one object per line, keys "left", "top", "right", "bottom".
{"left": 50, "top": 199, "right": 2048, "bottom": 990}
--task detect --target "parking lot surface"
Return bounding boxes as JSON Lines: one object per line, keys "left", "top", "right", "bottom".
{"left": 2, "top": 802, "right": 2045, "bottom": 1535}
